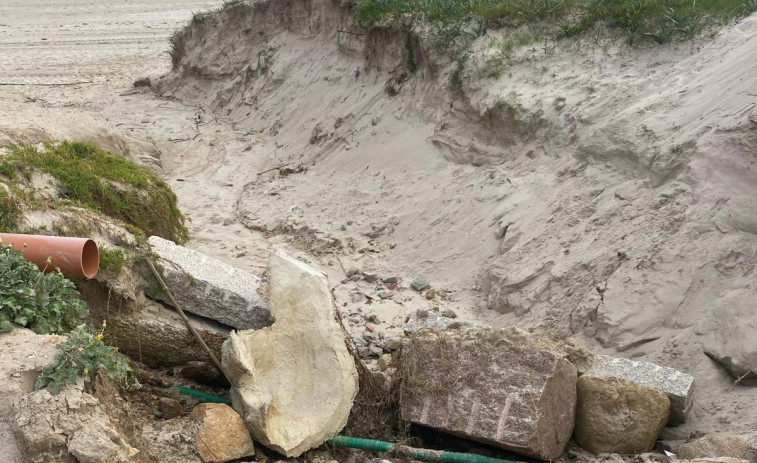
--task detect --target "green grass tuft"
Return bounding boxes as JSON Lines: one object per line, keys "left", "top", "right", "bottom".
{"left": 1, "top": 141, "right": 188, "bottom": 243}
{"left": 99, "top": 247, "right": 127, "bottom": 277}
{"left": 0, "top": 188, "right": 21, "bottom": 233}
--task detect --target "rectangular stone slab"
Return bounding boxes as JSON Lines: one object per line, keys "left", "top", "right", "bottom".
{"left": 148, "top": 236, "right": 271, "bottom": 330}
{"left": 400, "top": 329, "right": 577, "bottom": 461}
{"left": 584, "top": 355, "right": 694, "bottom": 425}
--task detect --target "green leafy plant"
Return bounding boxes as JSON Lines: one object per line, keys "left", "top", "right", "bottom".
{"left": 36, "top": 322, "right": 131, "bottom": 394}
{"left": 0, "top": 243, "right": 88, "bottom": 334}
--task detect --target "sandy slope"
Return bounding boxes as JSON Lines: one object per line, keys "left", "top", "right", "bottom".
{"left": 158, "top": 0, "right": 757, "bottom": 443}
{"left": 0, "top": 0, "right": 756, "bottom": 457}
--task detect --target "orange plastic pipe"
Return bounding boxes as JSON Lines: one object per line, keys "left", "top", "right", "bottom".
{"left": 0, "top": 233, "right": 99, "bottom": 279}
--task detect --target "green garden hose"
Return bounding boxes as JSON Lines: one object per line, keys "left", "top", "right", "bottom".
{"left": 328, "top": 435, "right": 519, "bottom": 463}
{"left": 175, "top": 388, "right": 518, "bottom": 463}
{"left": 173, "top": 385, "right": 230, "bottom": 403}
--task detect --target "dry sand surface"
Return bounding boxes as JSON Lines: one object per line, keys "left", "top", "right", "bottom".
{"left": 0, "top": 0, "right": 756, "bottom": 459}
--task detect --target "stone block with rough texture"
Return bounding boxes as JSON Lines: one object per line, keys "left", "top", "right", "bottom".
{"left": 585, "top": 355, "right": 693, "bottom": 425}
{"left": 574, "top": 375, "right": 670, "bottom": 454}
{"left": 677, "top": 434, "right": 751, "bottom": 461}
{"left": 399, "top": 329, "right": 577, "bottom": 461}
{"left": 222, "top": 250, "right": 358, "bottom": 457}
{"left": 190, "top": 403, "right": 255, "bottom": 463}
{"left": 148, "top": 236, "right": 271, "bottom": 329}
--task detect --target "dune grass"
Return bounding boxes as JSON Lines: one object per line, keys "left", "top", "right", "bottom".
{"left": 356, "top": 0, "right": 752, "bottom": 45}
{"left": 0, "top": 141, "right": 188, "bottom": 243}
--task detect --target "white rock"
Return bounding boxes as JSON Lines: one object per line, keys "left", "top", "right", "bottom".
{"left": 222, "top": 250, "right": 358, "bottom": 457}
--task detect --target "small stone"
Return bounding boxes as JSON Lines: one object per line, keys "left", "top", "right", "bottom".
{"left": 159, "top": 397, "right": 182, "bottom": 419}
{"left": 410, "top": 278, "right": 429, "bottom": 292}
{"left": 365, "top": 323, "right": 375, "bottom": 332}
{"left": 349, "top": 291, "right": 363, "bottom": 303}
{"left": 369, "top": 345, "right": 384, "bottom": 357}
{"left": 133, "top": 77, "right": 151, "bottom": 87}
{"left": 357, "top": 347, "right": 371, "bottom": 358}
{"left": 191, "top": 403, "right": 256, "bottom": 462}
{"left": 346, "top": 267, "right": 359, "bottom": 277}
{"left": 441, "top": 308, "right": 457, "bottom": 318}
{"left": 377, "top": 290, "right": 393, "bottom": 300}
{"left": 425, "top": 288, "right": 436, "bottom": 300}
{"left": 384, "top": 338, "right": 401, "bottom": 351}
{"left": 362, "top": 272, "right": 378, "bottom": 282}
{"left": 382, "top": 276, "right": 398, "bottom": 284}
{"left": 378, "top": 354, "right": 393, "bottom": 371}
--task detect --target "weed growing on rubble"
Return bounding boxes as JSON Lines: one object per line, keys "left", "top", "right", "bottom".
{"left": 36, "top": 322, "right": 131, "bottom": 394}
{"left": 356, "top": 0, "right": 749, "bottom": 45}
{"left": 0, "top": 188, "right": 21, "bottom": 232}
{"left": 0, "top": 244, "right": 89, "bottom": 334}
{"left": 98, "top": 247, "right": 126, "bottom": 277}
{"left": 1, "top": 141, "right": 188, "bottom": 243}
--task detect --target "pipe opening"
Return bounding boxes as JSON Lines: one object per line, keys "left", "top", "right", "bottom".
{"left": 81, "top": 239, "right": 99, "bottom": 279}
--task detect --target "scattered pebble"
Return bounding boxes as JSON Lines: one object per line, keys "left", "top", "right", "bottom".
{"left": 369, "top": 345, "right": 384, "bottom": 356}
{"left": 346, "top": 267, "right": 359, "bottom": 277}
{"left": 377, "top": 290, "right": 393, "bottom": 300}
{"left": 425, "top": 288, "right": 436, "bottom": 300}
{"left": 378, "top": 353, "right": 393, "bottom": 370}
{"left": 441, "top": 308, "right": 458, "bottom": 319}
{"left": 381, "top": 276, "right": 398, "bottom": 284}
{"left": 384, "top": 338, "right": 401, "bottom": 351}
{"left": 158, "top": 397, "right": 182, "bottom": 419}
{"left": 411, "top": 277, "right": 429, "bottom": 292}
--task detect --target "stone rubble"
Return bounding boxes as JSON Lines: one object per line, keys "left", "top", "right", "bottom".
{"left": 13, "top": 384, "right": 137, "bottom": 463}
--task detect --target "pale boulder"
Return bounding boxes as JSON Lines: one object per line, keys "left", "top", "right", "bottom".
{"left": 222, "top": 250, "right": 358, "bottom": 457}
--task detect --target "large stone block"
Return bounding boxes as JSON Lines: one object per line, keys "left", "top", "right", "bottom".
{"left": 222, "top": 250, "right": 358, "bottom": 457}
{"left": 148, "top": 236, "right": 271, "bottom": 329}
{"left": 574, "top": 375, "right": 670, "bottom": 454}
{"left": 584, "top": 355, "right": 693, "bottom": 425}
{"left": 399, "top": 329, "right": 577, "bottom": 461}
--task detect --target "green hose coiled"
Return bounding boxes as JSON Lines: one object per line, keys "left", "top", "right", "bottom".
{"left": 173, "top": 385, "right": 230, "bottom": 403}
{"left": 328, "top": 435, "right": 519, "bottom": 463}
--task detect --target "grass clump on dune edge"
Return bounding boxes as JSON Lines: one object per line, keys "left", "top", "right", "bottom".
{"left": 356, "top": 0, "right": 753, "bottom": 45}
{"left": 0, "top": 141, "right": 188, "bottom": 244}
